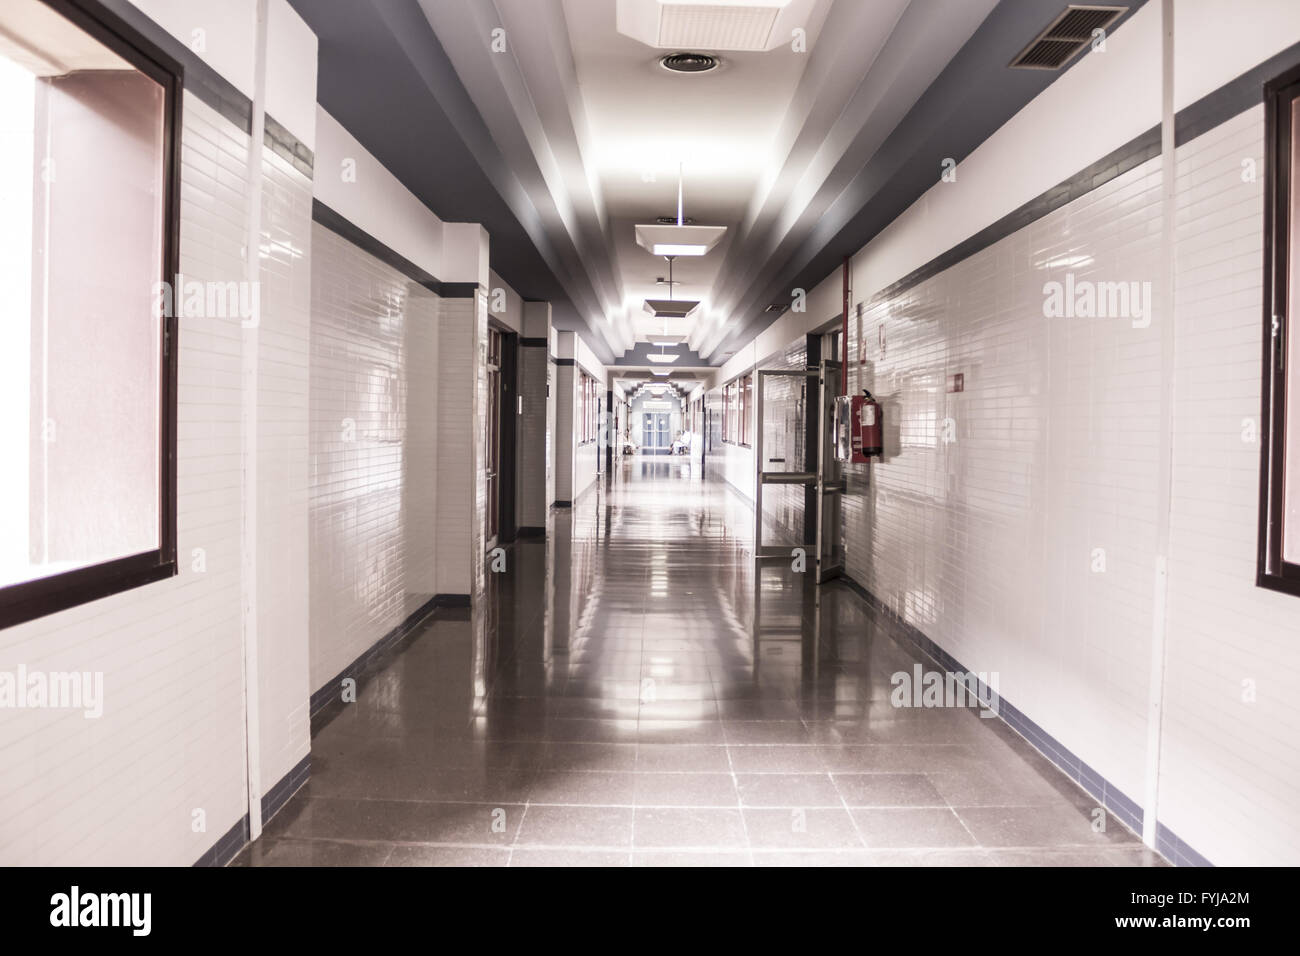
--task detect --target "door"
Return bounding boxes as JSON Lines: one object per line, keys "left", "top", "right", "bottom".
{"left": 642, "top": 411, "right": 670, "bottom": 452}
{"left": 485, "top": 328, "right": 502, "bottom": 545}
{"left": 753, "top": 368, "right": 815, "bottom": 558}
{"left": 753, "top": 362, "right": 844, "bottom": 582}
{"left": 654, "top": 413, "right": 671, "bottom": 450}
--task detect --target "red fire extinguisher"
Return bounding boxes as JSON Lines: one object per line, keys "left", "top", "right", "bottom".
{"left": 851, "top": 390, "right": 882, "bottom": 462}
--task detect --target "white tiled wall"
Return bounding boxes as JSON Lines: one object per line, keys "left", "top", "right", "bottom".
{"left": 842, "top": 153, "right": 1166, "bottom": 810}
{"left": 253, "top": 139, "right": 314, "bottom": 794}
{"left": 552, "top": 331, "right": 605, "bottom": 505}
{"left": 307, "top": 223, "right": 441, "bottom": 692}
{"left": 1160, "top": 106, "right": 1300, "bottom": 866}
{"left": 0, "top": 95, "right": 251, "bottom": 865}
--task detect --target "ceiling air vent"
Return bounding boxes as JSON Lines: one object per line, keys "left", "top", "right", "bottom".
{"left": 1010, "top": 5, "right": 1126, "bottom": 71}
{"left": 660, "top": 52, "right": 718, "bottom": 74}
{"left": 657, "top": 215, "right": 696, "bottom": 225}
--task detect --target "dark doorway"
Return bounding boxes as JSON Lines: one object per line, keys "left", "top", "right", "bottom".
{"left": 486, "top": 327, "right": 518, "bottom": 547}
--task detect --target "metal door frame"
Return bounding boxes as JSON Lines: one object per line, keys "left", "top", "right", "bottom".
{"left": 816, "top": 361, "right": 845, "bottom": 582}
{"left": 753, "top": 363, "right": 844, "bottom": 582}
{"left": 753, "top": 368, "right": 818, "bottom": 560}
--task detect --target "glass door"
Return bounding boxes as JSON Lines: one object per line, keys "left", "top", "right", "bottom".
{"left": 641, "top": 411, "right": 671, "bottom": 452}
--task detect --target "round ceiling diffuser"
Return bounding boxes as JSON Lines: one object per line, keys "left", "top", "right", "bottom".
{"left": 660, "top": 52, "right": 718, "bottom": 74}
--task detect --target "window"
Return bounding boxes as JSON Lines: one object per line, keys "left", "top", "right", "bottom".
{"left": 740, "top": 374, "right": 753, "bottom": 447}
{"left": 721, "top": 374, "right": 752, "bottom": 445}
{"left": 578, "top": 371, "right": 600, "bottom": 445}
{"left": 0, "top": 0, "right": 180, "bottom": 629}
{"left": 1261, "top": 66, "right": 1300, "bottom": 596}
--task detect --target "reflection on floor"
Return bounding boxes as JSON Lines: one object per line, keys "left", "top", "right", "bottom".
{"left": 235, "top": 458, "right": 1166, "bottom": 866}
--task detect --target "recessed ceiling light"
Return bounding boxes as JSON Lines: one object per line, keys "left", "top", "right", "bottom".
{"left": 647, "top": 353, "right": 679, "bottom": 364}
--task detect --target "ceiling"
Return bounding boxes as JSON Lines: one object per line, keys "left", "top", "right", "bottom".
{"left": 291, "top": 0, "right": 1148, "bottom": 399}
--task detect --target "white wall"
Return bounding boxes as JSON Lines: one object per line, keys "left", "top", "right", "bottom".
{"left": 253, "top": 102, "right": 315, "bottom": 806}
{"left": 127, "top": 0, "right": 257, "bottom": 98}
{"left": 488, "top": 269, "right": 523, "bottom": 333}
{"left": 1160, "top": 106, "right": 1300, "bottom": 866}
{"left": 265, "top": 0, "right": 317, "bottom": 150}
{"left": 554, "top": 330, "right": 606, "bottom": 503}
{"left": 307, "top": 222, "right": 441, "bottom": 691}
{"left": 313, "top": 106, "right": 444, "bottom": 279}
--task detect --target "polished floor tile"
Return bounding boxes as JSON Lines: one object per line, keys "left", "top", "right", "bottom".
{"left": 235, "top": 459, "right": 1164, "bottom": 867}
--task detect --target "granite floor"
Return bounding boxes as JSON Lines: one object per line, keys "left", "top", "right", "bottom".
{"left": 235, "top": 458, "right": 1166, "bottom": 867}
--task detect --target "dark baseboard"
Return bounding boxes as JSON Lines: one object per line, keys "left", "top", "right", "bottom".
{"left": 193, "top": 752, "right": 310, "bottom": 867}
{"left": 832, "top": 574, "right": 1212, "bottom": 867}
{"left": 193, "top": 815, "right": 249, "bottom": 868}
{"left": 198, "top": 591, "right": 466, "bottom": 866}
{"left": 309, "top": 594, "right": 441, "bottom": 716}
{"left": 261, "top": 753, "right": 310, "bottom": 823}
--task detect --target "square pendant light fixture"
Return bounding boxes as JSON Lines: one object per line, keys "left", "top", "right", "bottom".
{"left": 634, "top": 223, "right": 727, "bottom": 257}
{"left": 647, "top": 333, "right": 687, "bottom": 345}
{"left": 651, "top": 369, "right": 672, "bottom": 376}
{"left": 647, "top": 353, "right": 679, "bottom": 364}
{"left": 643, "top": 298, "right": 699, "bottom": 319}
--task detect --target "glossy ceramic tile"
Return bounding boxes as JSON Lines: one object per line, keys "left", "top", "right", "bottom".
{"left": 236, "top": 460, "right": 1163, "bottom": 866}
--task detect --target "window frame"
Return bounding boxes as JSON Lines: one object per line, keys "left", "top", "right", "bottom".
{"left": 722, "top": 381, "right": 733, "bottom": 443}
{"left": 739, "top": 373, "right": 753, "bottom": 448}
{"left": 1259, "top": 64, "right": 1300, "bottom": 597}
{"left": 578, "top": 370, "right": 599, "bottom": 446}
{"left": 0, "top": 0, "right": 182, "bottom": 630}
{"left": 721, "top": 374, "right": 753, "bottom": 446}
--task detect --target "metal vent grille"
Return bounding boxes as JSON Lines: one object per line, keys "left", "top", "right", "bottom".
{"left": 1010, "top": 5, "right": 1127, "bottom": 70}
{"left": 656, "top": 215, "right": 696, "bottom": 225}
{"left": 660, "top": 52, "right": 718, "bottom": 74}
{"left": 658, "top": 5, "right": 778, "bottom": 52}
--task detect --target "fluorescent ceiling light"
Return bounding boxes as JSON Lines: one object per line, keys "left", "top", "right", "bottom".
{"left": 647, "top": 333, "right": 687, "bottom": 345}
{"left": 647, "top": 353, "right": 679, "bottom": 364}
{"left": 643, "top": 299, "right": 699, "bottom": 319}
{"left": 651, "top": 369, "right": 672, "bottom": 377}
{"left": 635, "top": 224, "right": 726, "bottom": 257}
